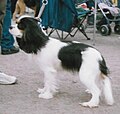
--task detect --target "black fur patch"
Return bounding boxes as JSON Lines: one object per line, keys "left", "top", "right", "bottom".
{"left": 58, "top": 43, "right": 92, "bottom": 71}
{"left": 17, "top": 17, "right": 49, "bottom": 54}
{"left": 99, "top": 56, "right": 109, "bottom": 76}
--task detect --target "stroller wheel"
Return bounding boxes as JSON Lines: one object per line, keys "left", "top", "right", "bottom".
{"left": 99, "top": 25, "right": 111, "bottom": 36}
{"left": 114, "top": 25, "right": 120, "bottom": 34}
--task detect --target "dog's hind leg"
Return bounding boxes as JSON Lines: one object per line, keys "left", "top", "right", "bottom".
{"left": 79, "top": 63, "right": 101, "bottom": 108}
{"left": 38, "top": 68, "right": 58, "bottom": 99}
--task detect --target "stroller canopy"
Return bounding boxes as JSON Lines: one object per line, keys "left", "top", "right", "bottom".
{"left": 40, "top": 0, "right": 78, "bottom": 32}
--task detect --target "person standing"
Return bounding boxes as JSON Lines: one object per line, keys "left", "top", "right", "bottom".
{"left": 0, "top": 0, "right": 17, "bottom": 84}
{"left": 1, "top": 0, "right": 19, "bottom": 55}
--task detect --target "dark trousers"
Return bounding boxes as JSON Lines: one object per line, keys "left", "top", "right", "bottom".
{"left": 0, "top": 0, "right": 6, "bottom": 43}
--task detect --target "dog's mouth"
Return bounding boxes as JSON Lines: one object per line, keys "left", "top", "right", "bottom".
{"left": 10, "top": 30, "right": 22, "bottom": 38}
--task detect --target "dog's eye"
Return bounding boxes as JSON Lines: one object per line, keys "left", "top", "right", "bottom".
{"left": 18, "top": 23, "right": 25, "bottom": 30}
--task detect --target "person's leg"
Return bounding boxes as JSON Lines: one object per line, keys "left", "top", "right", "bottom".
{"left": 1, "top": 0, "right": 14, "bottom": 49}
{"left": 0, "top": 0, "right": 6, "bottom": 44}
{"left": 1, "top": 0, "right": 19, "bottom": 55}
{"left": 0, "top": 0, "right": 17, "bottom": 84}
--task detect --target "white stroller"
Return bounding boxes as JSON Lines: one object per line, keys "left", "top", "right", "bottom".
{"left": 96, "top": 0, "right": 120, "bottom": 35}
{"left": 85, "top": 0, "right": 120, "bottom": 35}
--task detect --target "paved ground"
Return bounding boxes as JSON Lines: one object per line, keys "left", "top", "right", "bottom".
{"left": 0, "top": 27, "right": 120, "bottom": 114}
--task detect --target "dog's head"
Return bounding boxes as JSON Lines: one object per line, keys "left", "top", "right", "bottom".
{"left": 23, "top": 0, "right": 40, "bottom": 16}
{"left": 9, "top": 15, "right": 49, "bottom": 54}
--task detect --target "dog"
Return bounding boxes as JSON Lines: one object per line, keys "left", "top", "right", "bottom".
{"left": 9, "top": 16, "right": 114, "bottom": 108}
{"left": 12, "top": 0, "right": 26, "bottom": 21}
{"left": 23, "top": 0, "right": 40, "bottom": 17}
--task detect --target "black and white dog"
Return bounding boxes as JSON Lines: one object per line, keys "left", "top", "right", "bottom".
{"left": 9, "top": 16, "right": 114, "bottom": 108}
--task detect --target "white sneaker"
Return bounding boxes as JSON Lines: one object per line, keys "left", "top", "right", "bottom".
{"left": 0, "top": 72, "right": 17, "bottom": 85}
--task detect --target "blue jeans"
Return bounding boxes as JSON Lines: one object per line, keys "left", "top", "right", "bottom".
{"left": 1, "top": 0, "right": 14, "bottom": 49}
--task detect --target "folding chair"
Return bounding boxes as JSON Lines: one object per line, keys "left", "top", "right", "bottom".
{"left": 40, "top": 0, "right": 91, "bottom": 40}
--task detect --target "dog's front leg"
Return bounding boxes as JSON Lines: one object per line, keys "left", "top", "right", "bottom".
{"left": 38, "top": 68, "right": 58, "bottom": 99}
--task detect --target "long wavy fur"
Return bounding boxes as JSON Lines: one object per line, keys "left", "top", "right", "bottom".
{"left": 17, "top": 17, "right": 49, "bottom": 54}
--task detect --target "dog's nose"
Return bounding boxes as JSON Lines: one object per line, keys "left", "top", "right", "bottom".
{"left": 9, "top": 26, "right": 13, "bottom": 29}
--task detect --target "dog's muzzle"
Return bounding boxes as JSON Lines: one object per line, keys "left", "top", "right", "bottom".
{"left": 9, "top": 25, "right": 23, "bottom": 38}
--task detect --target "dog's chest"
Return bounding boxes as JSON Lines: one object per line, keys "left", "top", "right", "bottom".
{"left": 31, "top": 39, "right": 67, "bottom": 68}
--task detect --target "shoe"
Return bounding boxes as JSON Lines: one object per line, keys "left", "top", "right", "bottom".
{"left": 1, "top": 46, "right": 19, "bottom": 55}
{"left": 0, "top": 72, "right": 17, "bottom": 85}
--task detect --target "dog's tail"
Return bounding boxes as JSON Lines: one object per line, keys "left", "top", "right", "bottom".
{"left": 102, "top": 75, "right": 114, "bottom": 105}
{"left": 99, "top": 58, "right": 114, "bottom": 105}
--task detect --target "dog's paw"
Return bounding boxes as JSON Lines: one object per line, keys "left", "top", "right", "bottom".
{"left": 79, "top": 102, "right": 98, "bottom": 108}
{"left": 37, "top": 88, "right": 46, "bottom": 94}
{"left": 38, "top": 92, "right": 53, "bottom": 99}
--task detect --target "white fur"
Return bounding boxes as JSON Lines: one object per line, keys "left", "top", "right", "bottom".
{"left": 32, "top": 38, "right": 67, "bottom": 99}
{"left": 30, "top": 39, "right": 114, "bottom": 107}
{"left": 9, "top": 24, "right": 22, "bottom": 38}
{"left": 9, "top": 17, "right": 114, "bottom": 108}
{"left": 102, "top": 76, "right": 114, "bottom": 105}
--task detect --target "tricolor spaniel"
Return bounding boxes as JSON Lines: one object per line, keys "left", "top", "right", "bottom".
{"left": 9, "top": 16, "right": 114, "bottom": 108}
